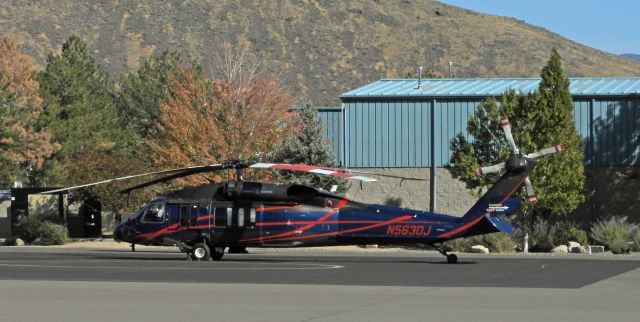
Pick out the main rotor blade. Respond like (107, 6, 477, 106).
(312, 166, 427, 181)
(250, 163, 377, 182)
(526, 144, 565, 159)
(500, 116, 520, 154)
(38, 165, 222, 194)
(119, 164, 224, 194)
(524, 176, 537, 204)
(475, 162, 506, 176)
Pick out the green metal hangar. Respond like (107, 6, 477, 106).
(321, 77, 640, 220)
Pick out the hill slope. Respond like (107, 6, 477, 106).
(622, 54, 640, 61)
(2, 0, 640, 103)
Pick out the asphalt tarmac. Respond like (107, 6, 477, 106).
(1, 247, 639, 322)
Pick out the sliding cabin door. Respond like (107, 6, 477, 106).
(212, 203, 261, 244)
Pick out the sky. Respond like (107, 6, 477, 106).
(438, 0, 640, 55)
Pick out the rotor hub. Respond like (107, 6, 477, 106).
(505, 153, 528, 173)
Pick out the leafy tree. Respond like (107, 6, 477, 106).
(273, 105, 349, 192)
(35, 35, 121, 186)
(116, 51, 182, 140)
(150, 44, 296, 186)
(449, 50, 585, 219)
(0, 36, 43, 108)
(0, 83, 59, 187)
(0, 36, 59, 186)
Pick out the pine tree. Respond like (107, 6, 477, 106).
(528, 49, 585, 215)
(449, 50, 585, 218)
(273, 105, 349, 193)
(116, 51, 181, 140)
(36, 35, 120, 185)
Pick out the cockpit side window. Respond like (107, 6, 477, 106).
(142, 203, 165, 223)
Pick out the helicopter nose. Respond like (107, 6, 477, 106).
(113, 224, 135, 243)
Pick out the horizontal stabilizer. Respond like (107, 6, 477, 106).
(460, 215, 514, 238)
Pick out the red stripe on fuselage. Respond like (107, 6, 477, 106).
(256, 220, 383, 227)
(135, 214, 215, 243)
(240, 199, 349, 242)
(256, 220, 446, 227)
(258, 215, 414, 243)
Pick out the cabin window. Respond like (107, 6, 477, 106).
(142, 203, 164, 223)
(188, 204, 199, 226)
(214, 207, 228, 227)
(179, 205, 189, 226)
(198, 203, 210, 225)
(237, 208, 245, 227)
(212, 206, 257, 228)
(250, 208, 256, 224)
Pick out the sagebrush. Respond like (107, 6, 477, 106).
(590, 216, 636, 254)
(17, 215, 68, 245)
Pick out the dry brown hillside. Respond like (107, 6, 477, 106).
(2, 0, 640, 103)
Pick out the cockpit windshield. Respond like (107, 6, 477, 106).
(142, 203, 165, 223)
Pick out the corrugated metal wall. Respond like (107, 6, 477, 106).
(321, 96, 640, 167)
(316, 107, 343, 163)
(590, 98, 640, 166)
(433, 99, 479, 166)
(344, 100, 431, 167)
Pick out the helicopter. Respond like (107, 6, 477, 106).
(42, 117, 564, 264)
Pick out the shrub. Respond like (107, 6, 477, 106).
(590, 217, 636, 254)
(479, 233, 516, 253)
(528, 218, 556, 252)
(443, 237, 471, 252)
(35, 221, 69, 245)
(557, 226, 589, 246)
(630, 227, 640, 252)
(16, 215, 68, 245)
(443, 233, 517, 253)
(523, 218, 588, 252)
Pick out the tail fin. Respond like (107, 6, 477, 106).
(438, 164, 530, 239)
(460, 167, 529, 224)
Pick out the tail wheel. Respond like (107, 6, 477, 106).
(191, 243, 210, 261)
(446, 254, 458, 264)
(211, 246, 225, 261)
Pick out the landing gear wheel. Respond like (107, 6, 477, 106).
(210, 246, 225, 261)
(191, 243, 210, 261)
(434, 243, 459, 264)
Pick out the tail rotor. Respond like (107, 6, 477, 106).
(474, 116, 565, 204)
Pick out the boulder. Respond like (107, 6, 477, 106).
(471, 245, 490, 254)
(15, 238, 25, 246)
(551, 245, 568, 253)
(568, 241, 582, 253)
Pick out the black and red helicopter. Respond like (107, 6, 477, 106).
(43, 117, 563, 263)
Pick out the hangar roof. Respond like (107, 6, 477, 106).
(341, 77, 640, 98)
